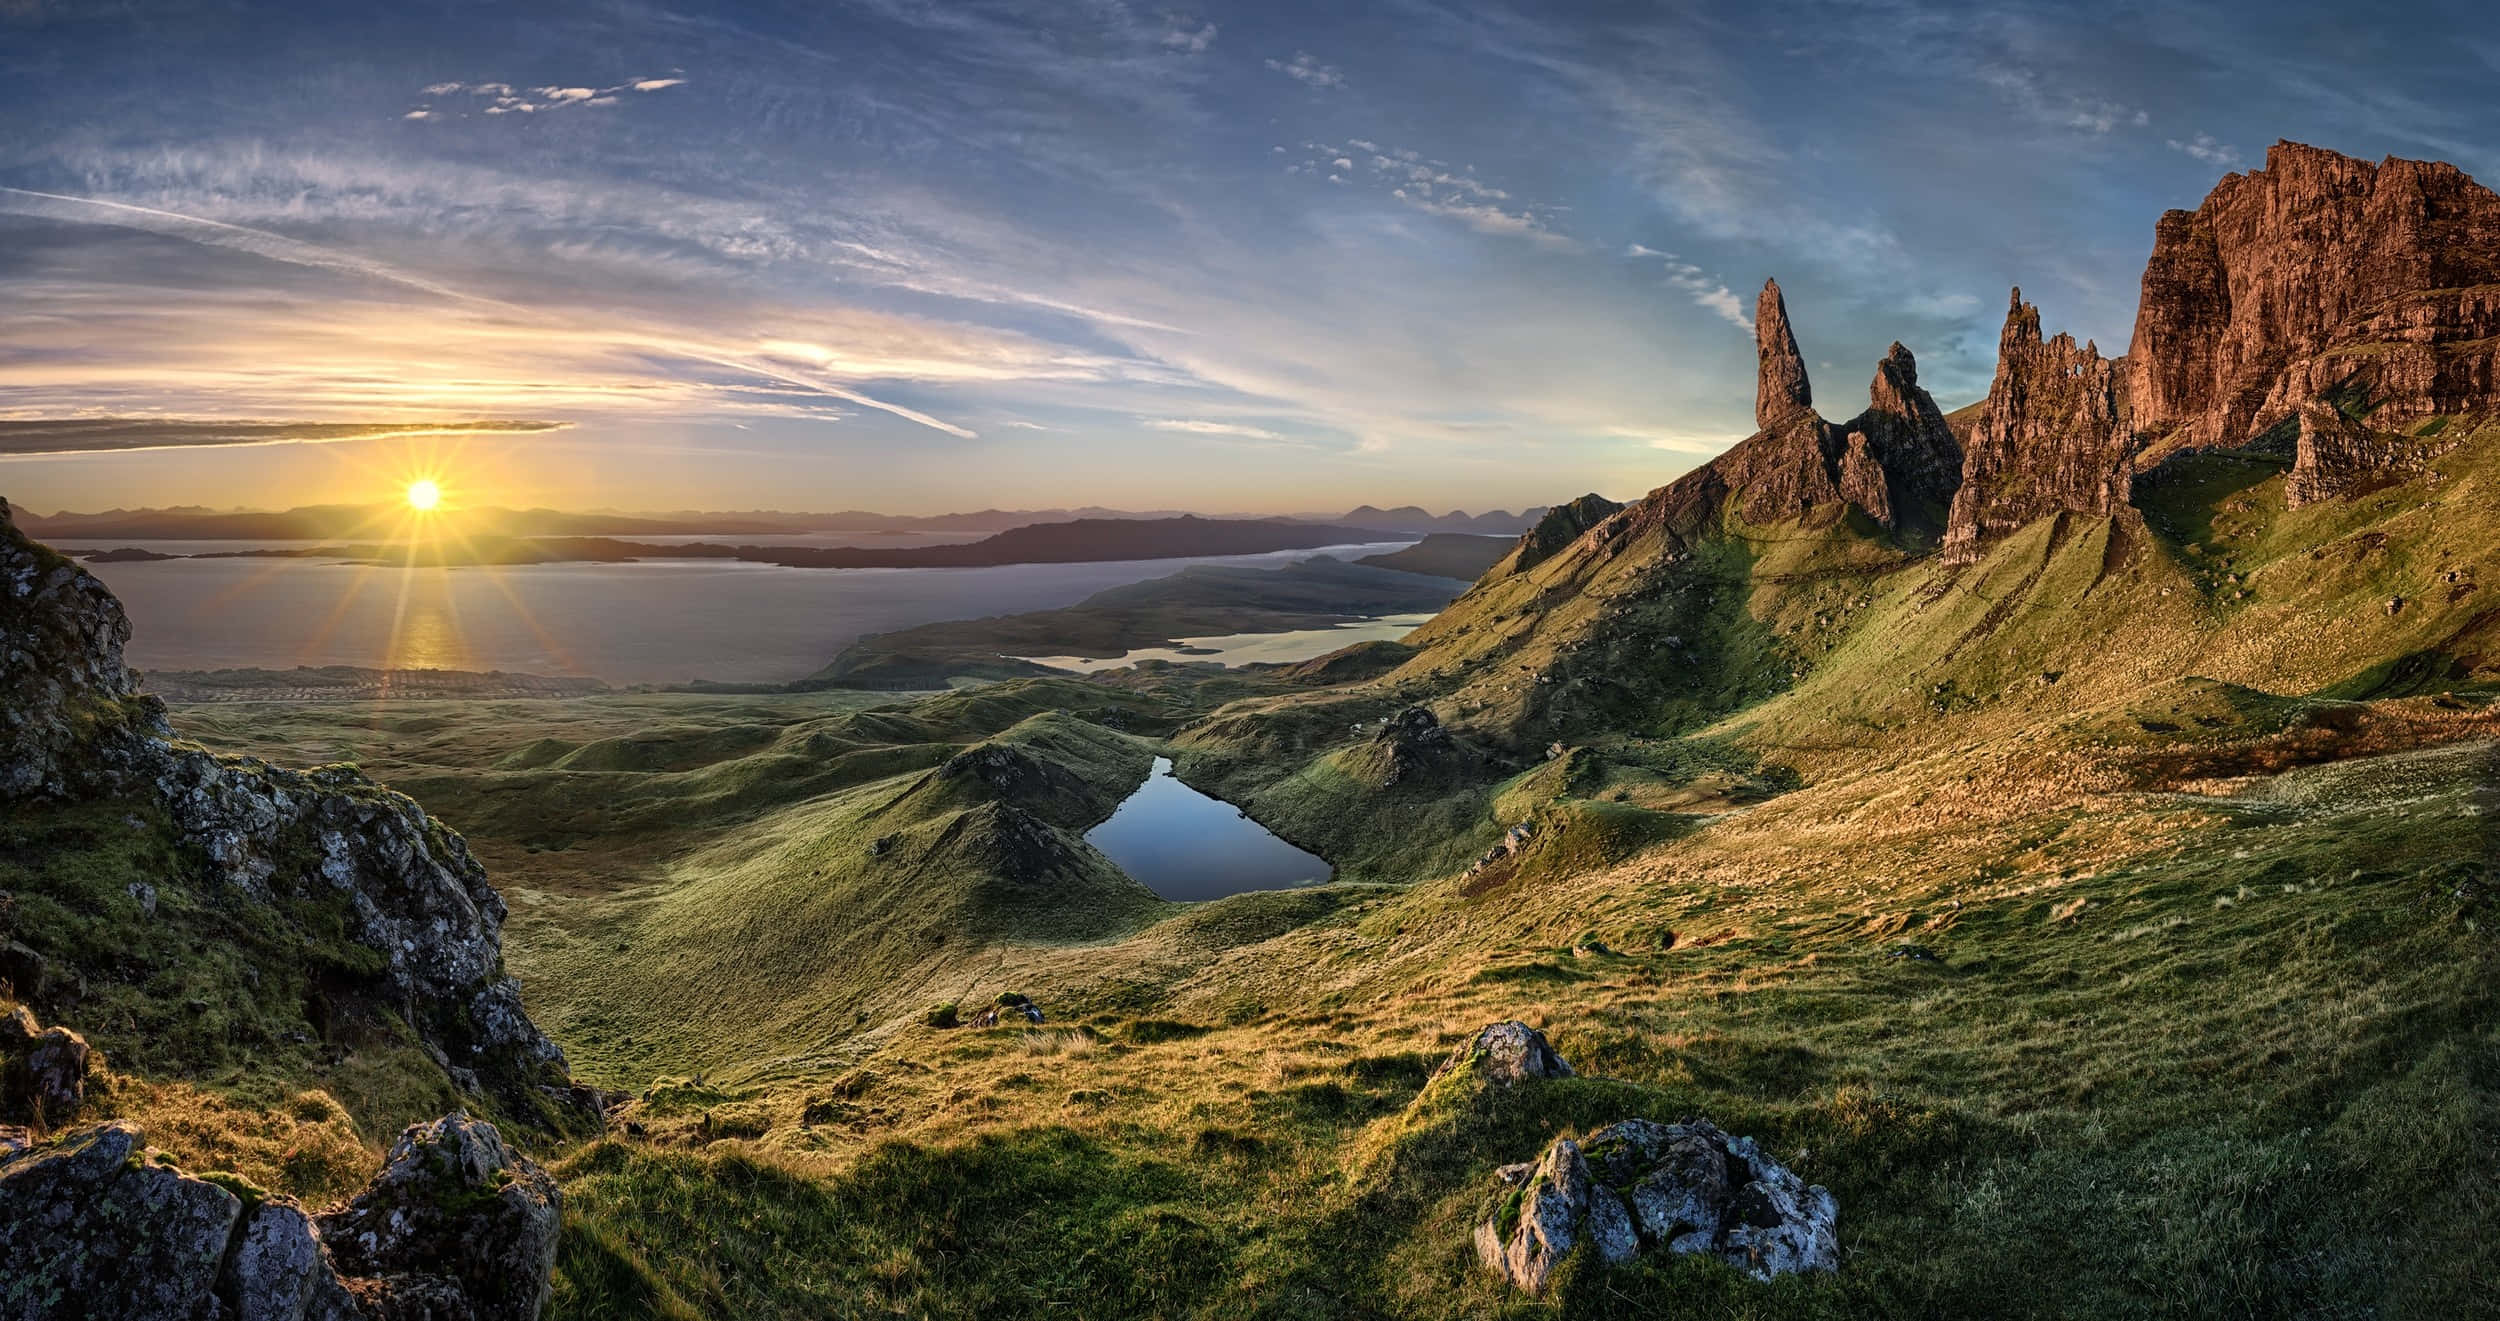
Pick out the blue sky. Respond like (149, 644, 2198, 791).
(4, 0, 2497, 514)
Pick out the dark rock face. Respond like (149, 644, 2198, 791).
(0, 498, 578, 1121)
(319, 1114, 562, 1321)
(1428, 1020, 1573, 1088)
(2128, 141, 2500, 450)
(1940, 290, 2136, 565)
(1474, 1118, 1838, 1293)
(0, 1115, 557, 1321)
(1, 1005, 90, 1129)
(1837, 343, 1965, 529)
(0, 496, 170, 800)
(1755, 279, 1814, 429)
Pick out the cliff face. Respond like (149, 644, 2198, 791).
(0, 497, 583, 1124)
(2129, 141, 2500, 450)
(1941, 291, 2136, 565)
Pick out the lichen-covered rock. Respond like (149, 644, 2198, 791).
(223, 1197, 364, 1321)
(1941, 289, 2136, 565)
(318, 1113, 561, 1321)
(0, 1122, 242, 1320)
(1475, 1118, 1838, 1292)
(0, 1115, 559, 1321)
(0, 1004, 89, 1128)
(1430, 1020, 1573, 1088)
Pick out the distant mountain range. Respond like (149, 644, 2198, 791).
(60, 516, 1410, 572)
(1324, 506, 1546, 534)
(21, 502, 1551, 542)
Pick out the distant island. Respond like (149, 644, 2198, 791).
(804, 546, 1508, 687)
(67, 515, 1413, 571)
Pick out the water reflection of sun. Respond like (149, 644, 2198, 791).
(198, 434, 581, 691)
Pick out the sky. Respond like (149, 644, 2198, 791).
(5, 0, 2500, 516)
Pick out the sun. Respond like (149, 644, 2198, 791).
(405, 480, 442, 511)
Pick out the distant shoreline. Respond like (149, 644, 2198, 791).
(61, 516, 1413, 572)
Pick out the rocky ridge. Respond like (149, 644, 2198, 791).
(0, 495, 581, 1121)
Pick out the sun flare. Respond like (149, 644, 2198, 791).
(405, 479, 442, 511)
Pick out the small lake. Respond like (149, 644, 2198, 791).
(1087, 758, 1332, 901)
(1019, 612, 1438, 673)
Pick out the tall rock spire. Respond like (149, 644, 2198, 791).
(1939, 289, 2135, 565)
(1755, 278, 1813, 428)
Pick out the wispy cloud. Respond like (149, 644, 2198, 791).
(1146, 418, 1284, 440)
(2166, 132, 2243, 167)
(1265, 51, 1342, 89)
(1626, 245, 1750, 333)
(404, 75, 684, 119)
(1161, 18, 1216, 53)
(1290, 140, 1573, 248)
(1601, 424, 1740, 456)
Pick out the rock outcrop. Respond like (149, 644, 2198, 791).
(1495, 494, 1626, 579)
(2127, 141, 2500, 450)
(2284, 399, 2431, 507)
(1429, 1020, 1573, 1088)
(1940, 290, 2137, 565)
(318, 1114, 563, 1321)
(0, 1114, 557, 1321)
(0, 498, 580, 1122)
(1474, 1118, 1839, 1292)
(0, 496, 169, 800)
(0, 1005, 90, 1129)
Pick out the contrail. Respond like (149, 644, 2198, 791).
(0, 185, 982, 441)
(0, 185, 509, 308)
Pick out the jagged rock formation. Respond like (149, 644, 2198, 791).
(0, 1113, 558, 1321)
(1698, 282, 1964, 537)
(1474, 1118, 1839, 1293)
(1940, 290, 2137, 565)
(1755, 280, 1814, 428)
(0, 497, 581, 1121)
(2129, 141, 2500, 450)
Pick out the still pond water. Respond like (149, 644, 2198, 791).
(1086, 758, 1332, 901)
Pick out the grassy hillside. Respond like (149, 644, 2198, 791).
(50, 416, 2500, 1318)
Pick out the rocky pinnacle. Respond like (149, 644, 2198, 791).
(1755, 278, 1813, 428)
